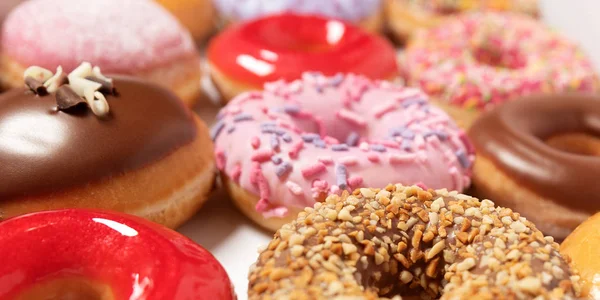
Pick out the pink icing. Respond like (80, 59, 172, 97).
(2, 0, 196, 73)
(400, 12, 599, 110)
(213, 73, 474, 218)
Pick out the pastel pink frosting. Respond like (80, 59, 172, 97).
(213, 73, 474, 218)
(2, 0, 197, 73)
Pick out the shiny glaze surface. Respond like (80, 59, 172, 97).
(207, 13, 397, 87)
(0, 76, 197, 200)
(469, 93, 600, 212)
(0, 209, 235, 299)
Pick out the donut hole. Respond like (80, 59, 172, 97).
(242, 17, 350, 52)
(15, 277, 113, 300)
(545, 132, 600, 156)
(469, 21, 527, 70)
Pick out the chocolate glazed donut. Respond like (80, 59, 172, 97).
(468, 93, 600, 240)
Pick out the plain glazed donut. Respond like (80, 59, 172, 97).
(561, 212, 600, 298)
(213, 73, 474, 231)
(0, 63, 215, 229)
(1, 0, 202, 106)
(156, 0, 216, 43)
(207, 14, 397, 102)
(385, 0, 538, 41)
(468, 94, 600, 241)
(213, 0, 384, 32)
(0, 209, 235, 299)
(249, 184, 580, 299)
(400, 12, 599, 128)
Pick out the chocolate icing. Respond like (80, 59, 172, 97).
(0, 76, 197, 200)
(468, 93, 600, 212)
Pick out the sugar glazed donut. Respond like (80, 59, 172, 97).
(213, 73, 474, 231)
(400, 12, 599, 128)
(1, 0, 202, 106)
(0, 209, 235, 299)
(561, 212, 600, 298)
(468, 94, 600, 241)
(249, 184, 580, 299)
(0, 63, 215, 228)
(156, 0, 216, 42)
(386, 0, 538, 41)
(214, 0, 384, 32)
(207, 14, 397, 102)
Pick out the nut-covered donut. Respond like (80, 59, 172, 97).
(249, 184, 580, 299)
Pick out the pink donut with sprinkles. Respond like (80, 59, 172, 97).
(400, 12, 599, 127)
(212, 73, 474, 231)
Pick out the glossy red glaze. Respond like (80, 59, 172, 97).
(207, 13, 397, 87)
(0, 209, 235, 300)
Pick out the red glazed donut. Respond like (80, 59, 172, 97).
(207, 13, 397, 102)
(1, 0, 201, 106)
(0, 209, 235, 299)
(400, 12, 599, 128)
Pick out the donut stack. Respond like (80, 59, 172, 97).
(1, 0, 600, 299)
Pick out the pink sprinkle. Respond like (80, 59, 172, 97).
(389, 153, 417, 164)
(413, 135, 425, 149)
(312, 179, 328, 190)
(337, 109, 367, 127)
(339, 156, 359, 166)
(347, 176, 363, 188)
(250, 136, 261, 149)
(372, 100, 397, 118)
(288, 140, 304, 159)
(318, 156, 334, 165)
(255, 199, 270, 212)
(286, 181, 303, 196)
(330, 185, 341, 194)
(449, 166, 462, 191)
(359, 142, 370, 151)
(249, 162, 261, 185)
(215, 149, 226, 170)
(426, 135, 441, 149)
(263, 206, 289, 218)
(251, 148, 273, 162)
(301, 162, 327, 178)
(415, 181, 428, 190)
(323, 136, 339, 145)
(376, 140, 400, 149)
(228, 105, 241, 115)
(230, 164, 242, 183)
(367, 153, 380, 163)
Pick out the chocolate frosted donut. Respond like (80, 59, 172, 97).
(0, 63, 215, 228)
(468, 94, 600, 240)
(249, 184, 579, 299)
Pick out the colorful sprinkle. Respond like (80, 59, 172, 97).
(337, 108, 367, 127)
(210, 120, 225, 141)
(286, 181, 303, 196)
(288, 140, 304, 159)
(233, 113, 254, 122)
(271, 156, 282, 165)
(250, 136, 261, 149)
(345, 131, 360, 146)
(301, 162, 327, 178)
(251, 148, 273, 162)
(370, 144, 387, 152)
(276, 162, 293, 178)
(335, 164, 348, 189)
(331, 144, 349, 151)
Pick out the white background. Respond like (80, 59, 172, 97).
(179, 2, 600, 298)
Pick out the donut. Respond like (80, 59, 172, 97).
(0, 62, 215, 229)
(1, 0, 202, 106)
(386, 0, 538, 41)
(561, 212, 600, 298)
(0, 209, 235, 299)
(400, 12, 599, 128)
(213, 0, 384, 32)
(207, 14, 397, 102)
(249, 183, 580, 299)
(156, 0, 216, 43)
(468, 94, 600, 240)
(213, 73, 474, 231)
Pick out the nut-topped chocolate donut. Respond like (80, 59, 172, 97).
(249, 184, 580, 299)
(0, 63, 215, 228)
(468, 94, 600, 240)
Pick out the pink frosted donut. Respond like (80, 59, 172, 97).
(400, 12, 599, 127)
(0, 0, 201, 105)
(212, 73, 474, 231)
